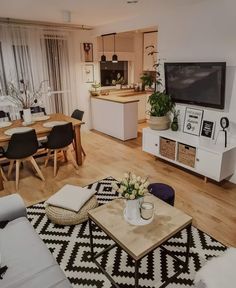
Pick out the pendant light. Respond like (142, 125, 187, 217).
(101, 35, 106, 63)
(112, 33, 118, 63)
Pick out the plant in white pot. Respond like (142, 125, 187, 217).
(147, 63, 175, 130)
(8, 79, 49, 123)
(112, 172, 149, 222)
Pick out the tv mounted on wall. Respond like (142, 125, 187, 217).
(164, 62, 226, 109)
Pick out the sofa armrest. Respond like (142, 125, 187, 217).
(0, 194, 27, 222)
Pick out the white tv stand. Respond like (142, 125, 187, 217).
(142, 127, 236, 182)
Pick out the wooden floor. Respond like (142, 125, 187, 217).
(1, 128, 236, 247)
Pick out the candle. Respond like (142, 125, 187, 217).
(141, 202, 154, 220)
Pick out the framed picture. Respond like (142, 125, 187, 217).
(83, 64, 94, 83)
(183, 107, 204, 136)
(81, 43, 93, 62)
(201, 120, 215, 139)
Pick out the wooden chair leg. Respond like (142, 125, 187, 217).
(45, 149, 51, 167)
(81, 146, 86, 157)
(0, 166, 7, 182)
(15, 160, 20, 190)
(63, 150, 68, 162)
(67, 148, 79, 170)
(30, 157, 45, 181)
(8, 160, 14, 177)
(54, 150, 58, 177)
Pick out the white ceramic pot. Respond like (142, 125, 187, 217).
(23, 108, 32, 124)
(148, 115, 170, 130)
(125, 198, 143, 222)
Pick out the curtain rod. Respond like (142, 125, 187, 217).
(0, 17, 93, 31)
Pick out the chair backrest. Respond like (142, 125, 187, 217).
(20, 106, 46, 119)
(0, 111, 11, 121)
(5, 129, 39, 159)
(46, 122, 74, 150)
(71, 109, 84, 121)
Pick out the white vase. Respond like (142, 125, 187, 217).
(125, 198, 143, 221)
(23, 108, 32, 123)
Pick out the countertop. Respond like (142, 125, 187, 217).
(91, 89, 150, 104)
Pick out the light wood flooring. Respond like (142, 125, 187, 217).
(1, 128, 236, 247)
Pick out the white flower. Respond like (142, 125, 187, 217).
(138, 190, 144, 196)
(136, 176, 141, 182)
(141, 178, 146, 184)
(118, 188, 123, 194)
(123, 179, 128, 186)
(139, 184, 144, 190)
(129, 194, 135, 200)
(143, 188, 148, 194)
(125, 193, 130, 199)
(144, 181, 149, 188)
(112, 183, 119, 191)
(131, 173, 137, 181)
(124, 173, 129, 179)
(134, 183, 139, 190)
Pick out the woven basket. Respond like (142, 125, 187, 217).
(177, 143, 196, 168)
(160, 137, 176, 160)
(45, 195, 98, 226)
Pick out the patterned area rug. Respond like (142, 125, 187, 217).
(27, 177, 226, 288)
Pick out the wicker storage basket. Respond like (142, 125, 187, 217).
(177, 143, 196, 168)
(160, 137, 176, 160)
(45, 195, 98, 226)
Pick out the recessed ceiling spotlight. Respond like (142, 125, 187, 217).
(127, 0, 139, 4)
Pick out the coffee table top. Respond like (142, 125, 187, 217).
(88, 194, 192, 260)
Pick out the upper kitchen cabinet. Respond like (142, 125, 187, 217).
(143, 31, 158, 72)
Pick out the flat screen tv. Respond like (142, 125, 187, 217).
(164, 62, 226, 109)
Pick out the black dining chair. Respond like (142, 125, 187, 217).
(71, 109, 86, 157)
(0, 111, 11, 121)
(2, 129, 45, 190)
(20, 106, 46, 119)
(44, 122, 79, 176)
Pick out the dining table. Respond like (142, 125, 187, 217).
(0, 113, 84, 191)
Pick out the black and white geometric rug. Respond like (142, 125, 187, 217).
(27, 177, 226, 288)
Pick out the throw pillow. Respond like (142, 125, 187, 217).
(46, 184, 97, 212)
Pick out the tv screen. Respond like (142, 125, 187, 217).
(164, 62, 226, 109)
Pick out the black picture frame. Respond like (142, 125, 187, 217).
(201, 120, 215, 139)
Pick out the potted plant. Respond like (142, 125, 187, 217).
(171, 108, 180, 131)
(112, 73, 125, 89)
(112, 172, 149, 222)
(147, 63, 175, 130)
(140, 72, 154, 91)
(90, 82, 101, 96)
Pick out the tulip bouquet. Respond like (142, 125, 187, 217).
(112, 172, 149, 200)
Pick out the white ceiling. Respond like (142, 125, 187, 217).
(0, 0, 159, 27)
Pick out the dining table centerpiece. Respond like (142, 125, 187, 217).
(7, 79, 49, 123)
(112, 173, 149, 222)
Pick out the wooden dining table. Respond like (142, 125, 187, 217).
(0, 113, 84, 190)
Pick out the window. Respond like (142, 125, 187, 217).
(12, 44, 34, 88)
(100, 61, 128, 86)
(0, 43, 7, 95)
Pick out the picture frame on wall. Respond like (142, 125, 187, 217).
(83, 64, 94, 83)
(183, 107, 204, 136)
(81, 43, 93, 62)
(201, 120, 216, 139)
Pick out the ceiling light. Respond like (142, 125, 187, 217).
(127, 0, 139, 4)
(101, 35, 106, 63)
(112, 33, 118, 63)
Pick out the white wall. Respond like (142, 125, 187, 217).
(94, 0, 236, 182)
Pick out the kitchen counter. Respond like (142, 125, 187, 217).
(90, 89, 149, 104)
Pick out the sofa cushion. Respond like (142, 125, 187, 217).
(0, 217, 72, 288)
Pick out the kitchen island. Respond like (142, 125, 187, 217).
(91, 89, 148, 141)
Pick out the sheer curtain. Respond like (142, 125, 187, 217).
(0, 23, 76, 117)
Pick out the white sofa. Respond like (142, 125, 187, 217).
(0, 194, 72, 288)
(194, 248, 236, 288)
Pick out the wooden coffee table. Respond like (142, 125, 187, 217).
(88, 194, 192, 288)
